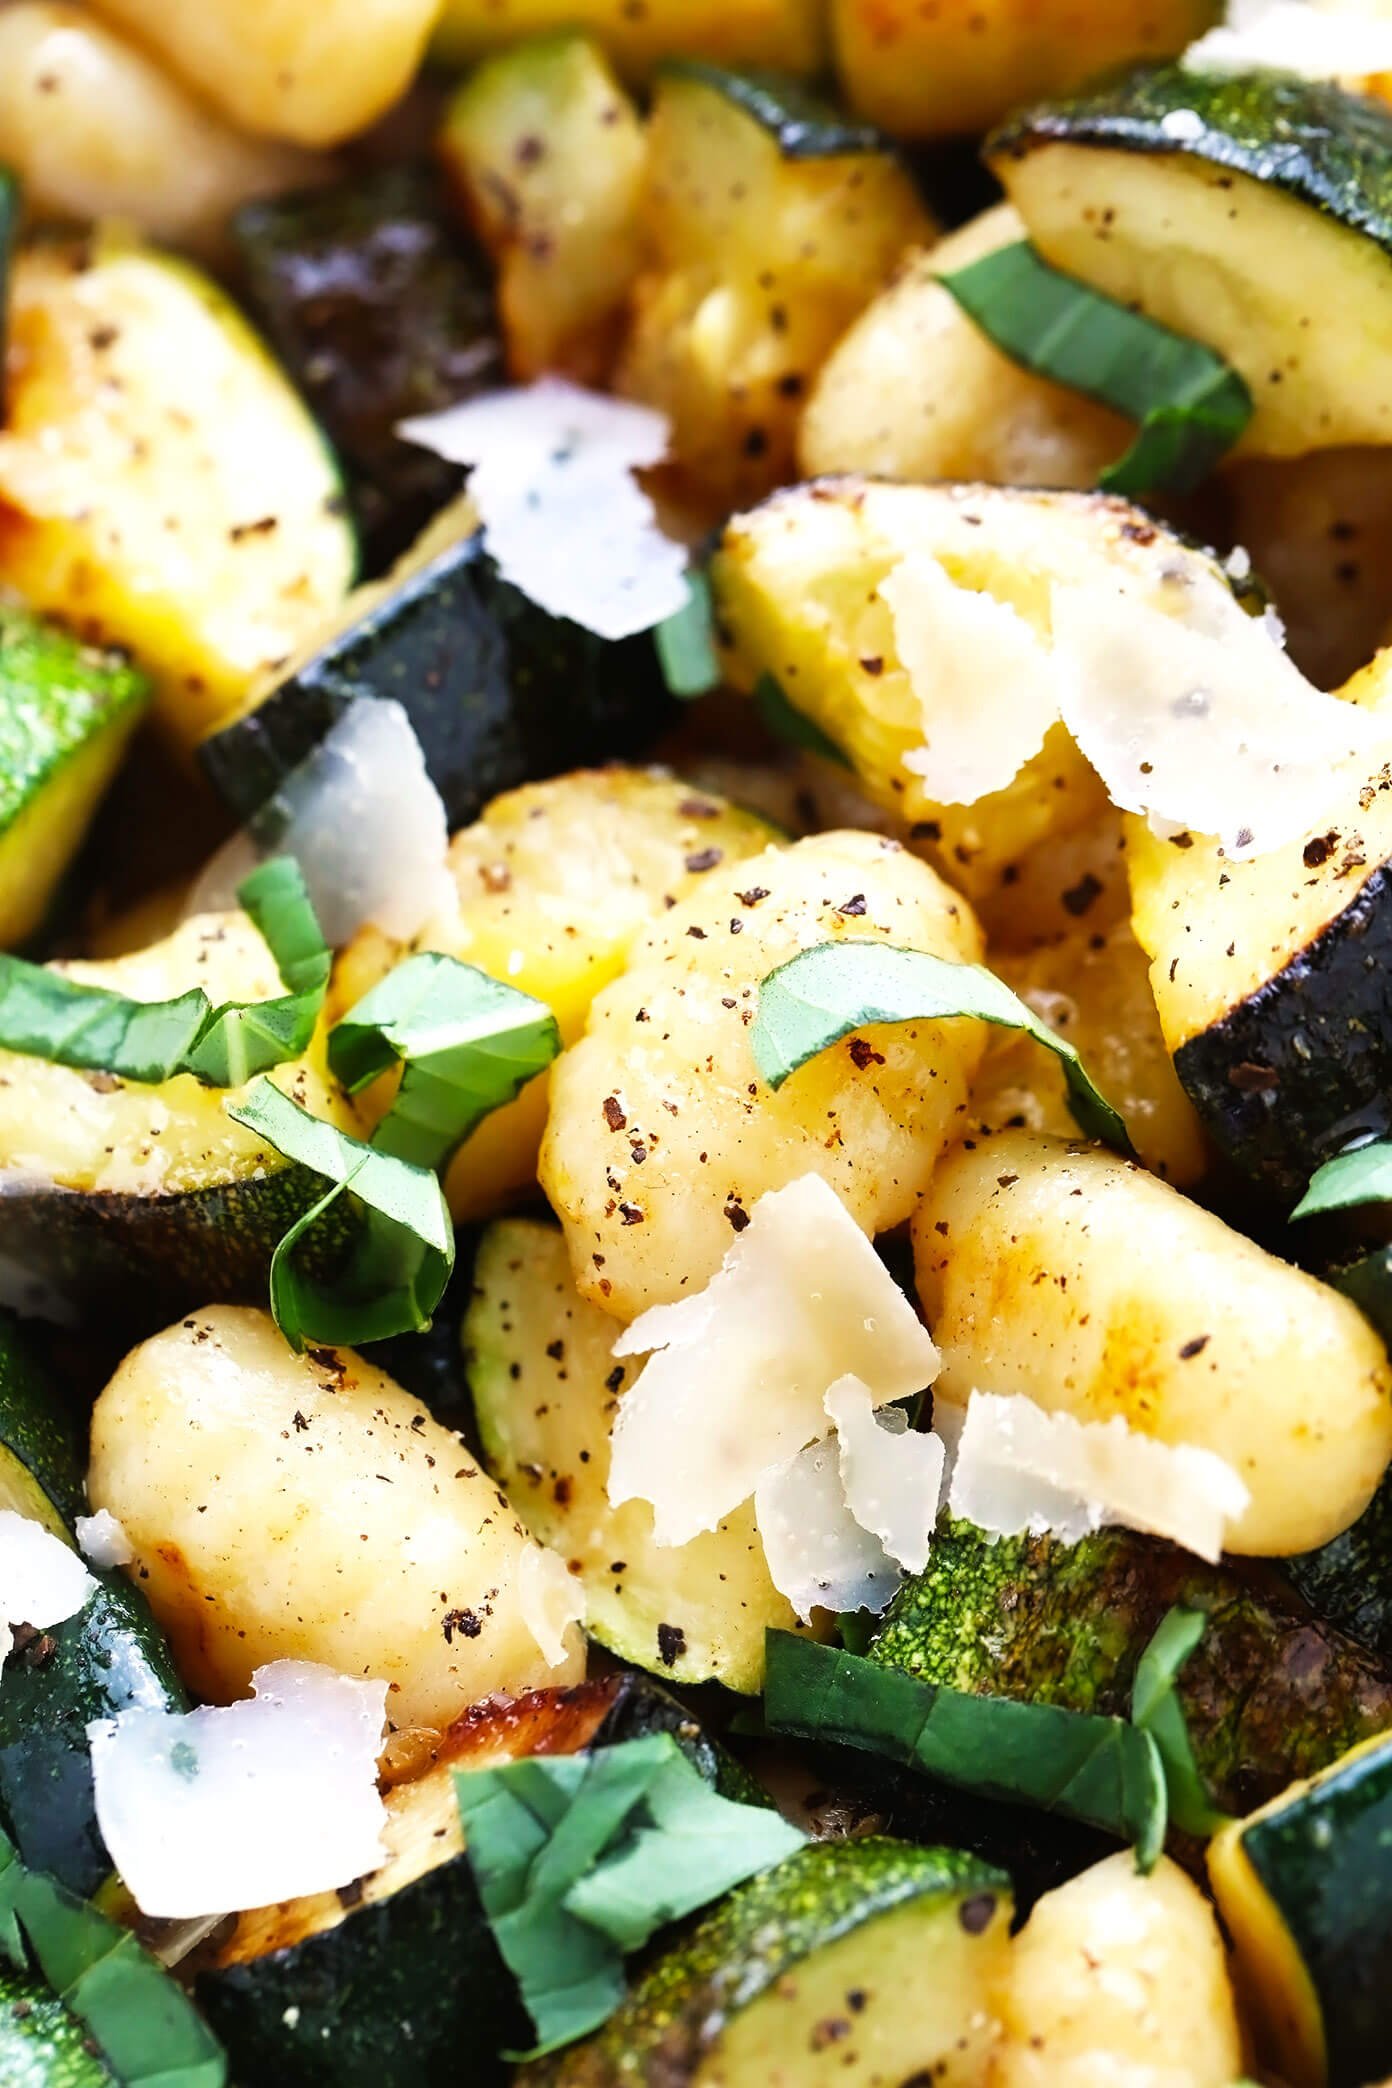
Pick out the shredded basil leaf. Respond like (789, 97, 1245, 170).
(939, 241, 1253, 496)
(1291, 1137, 1392, 1220)
(455, 1733, 804, 2057)
(764, 1631, 1167, 1870)
(0, 857, 328, 1089)
(0, 1824, 226, 2087)
(753, 672, 853, 768)
(753, 940, 1131, 1151)
(1131, 1606, 1230, 1839)
(225, 1079, 454, 1350)
(328, 952, 560, 1174)
(654, 571, 722, 699)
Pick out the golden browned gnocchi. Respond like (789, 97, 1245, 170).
(87, 1306, 585, 1727)
(540, 827, 986, 1318)
(914, 1131, 1392, 1555)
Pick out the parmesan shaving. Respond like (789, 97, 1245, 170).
(608, 1175, 939, 1546)
(1186, 0, 1392, 82)
(399, 378, 689, 642)
(754, 1437, 901, 1621)
(944, 1391, 1250, 1563)
(190, 697, 452, 944)
(75, 1508, 134, 1570)
(87, 1660, 388, 1919)
(517, 1542, 586, 1669)
(882, 553, 1063, 803)
(0, 1511, 94, 1637)
(827, 1376, 944, 1576)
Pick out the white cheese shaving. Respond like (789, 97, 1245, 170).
(608, 1175, 939, 1547)
(1186, 0, 1392, 82)
(944, 1391, 1251, 1563)
(189, 697, 452, 944)
(882, 553, 1064, 804)
(0, 1511, 94, 1637)
(517, 1542, 585, 1668)
(398, 378, 689, 642)
(754, 1436, 901, 1621)
(87, 1660, 388, 1920)
(828, 1376, 944, 1576)
(75, 1509, 135, 1571)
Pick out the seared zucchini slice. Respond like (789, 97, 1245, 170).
(0, 237, 355, 750)
(0, 912, 357, 1321)
(0, 1964, 114, 2087)
(1209, 1732, 1392, 2087)
(521, 1839, 1011, 2087)
(0, 604, 149, 950)
(991, 63, 1392, 457)
(872, 1519, 1392, 1819)
(439, 36, 647, 386)
(465, 1218, 800, 1692)
(198, 1672, 748, 2088)
(1126, 760, 1392, 1196)
(232, 167, 502, 572)
(200, 516, 678, 831)
(832, 0, 1217, 140)
(617, 65, 930, 506)
(431, 0, 826, 82)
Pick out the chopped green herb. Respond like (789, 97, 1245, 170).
(763, 1631, 1167, 1870)
(1131, 1606, 1230, 1839)
(225, 1078, 455, 1350)
(0, 856, 328, 1089)
(753, 672, 853, 768)
(454, 1732, 804, 2056)
(328, 952, 560, 1174)
(0, 1823, 225, 2088)
(939, 240, 1253, 495)
(752, 940, 1131, 1150)
(654, 571, 722, 699)
(1291, 1137, 1392, 1220)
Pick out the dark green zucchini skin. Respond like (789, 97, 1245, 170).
(1242, 1737, 1392, 2088)
(1287, 1464, 1392, 1660)
(0, 1312, 85, 1531)
(0, 1964, 115, 2088)
(989, 62, 1392, 255)
(660, 60, 887, 157)
(1170, 859, 1392, 1197)
(232, 166, 502, 573)
(198, 532, 677, 830)
(871, 1520, 1392, 1816)
(0, 1573, 186, 1899)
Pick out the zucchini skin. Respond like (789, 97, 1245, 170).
(0, 1312, 86, 1532)
(990, 62, 1392, 250)
(232, 166, 502, 572)
(871, 1520, 1392, 1817)
(0, 1572, 186, 1899)
(1287, 1467, 1392, 1660)
(1171, 859, 1392, 1196)
(199, 531, 677, 830)
(659, 59, 886, 158)
(0, 1965, 115, 2087)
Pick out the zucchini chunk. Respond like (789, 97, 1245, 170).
(0, 604, 149, 951)
(232, 168, 502, 571)
(912, 1132, 1392, 1555)
(832, 0, 1217, 141)
(0, 910, 357, 1320)
(335, 769, 774, 1222)
(800, 202, 1130, 492)
(431, 0, 826, 82)
(1126, 756, 1392, 1197)
(466, 1218, 801, 1693)
(970, 921, 1208, 1186)
(200, 518, 679, 833)
(0, 1963, 115, 2087)
(88, 1305, 584, 1723)
(871, 1518, 1392, 1819)
(1287, 1468, 1392, 1659)
(991, 63, 1392, 457)
(0, 1311, 84, 1537)
(198, 1671, 745, 2088)
(616, 65, 931, 508)
(0, 237, 356, 750)
(521, 1838, 1011, 2087)
(1209, 1732, 1392, 2088)
(439, 36, 647, 386)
